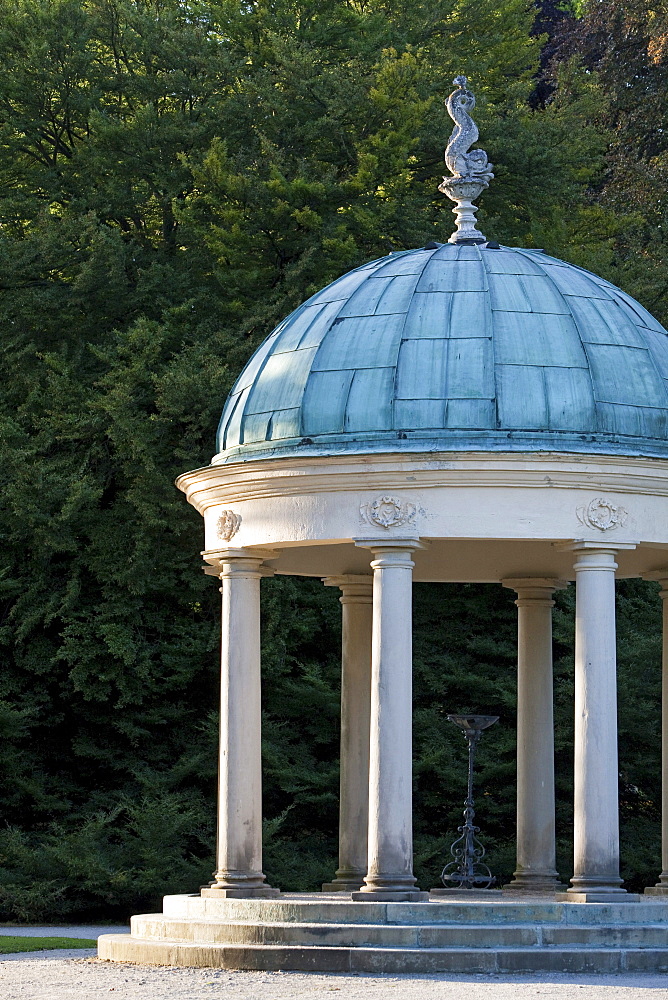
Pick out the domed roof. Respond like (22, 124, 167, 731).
(214, 243, 668, 464)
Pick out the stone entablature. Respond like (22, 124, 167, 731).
(179, 451, 668, 510)
(175, 451, 668, 583)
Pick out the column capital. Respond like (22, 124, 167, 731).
(323, 575, 373, 604)
(202, 547, 280, 579)
(354, 538, 426, 571)
(554, 540, 637, 554)
(502, 577, 568, 605)
(354, 537, 427, 548)
(555, 541, 636, 575)
(642, 570, 668, 598)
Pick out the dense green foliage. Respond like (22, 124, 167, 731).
(0, 0, 664, 919)
(544, 0, 668, 326)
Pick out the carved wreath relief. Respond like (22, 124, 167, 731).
(360, 495, 418, 529)
(216, 509, 242, 542)
(576, 497, 628, 532)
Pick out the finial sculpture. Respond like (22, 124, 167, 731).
(439, 76, 494, 245)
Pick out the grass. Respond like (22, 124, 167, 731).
(0, 936, 97, 954)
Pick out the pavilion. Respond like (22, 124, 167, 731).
(100, 77, 668, 972)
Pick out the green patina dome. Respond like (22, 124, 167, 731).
(214, 243, 668, 464)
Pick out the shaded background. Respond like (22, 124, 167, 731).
(0, 0, 664, 918)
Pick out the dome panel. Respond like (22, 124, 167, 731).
(273, 301, 342, 353)
(643, 328, 668, 377)
(448, 292, 489, 338)
(587, 345, 664, 406)
(497, 365, 547, 429)
(483, 250, 544, 275)
(614, 288, 667, 334)
(214, 244, 668, 463)
(445, 397, 494, 430)
(337, 277, 391, 317)
(445, 338, 493, 398)
(416, 258, 485, 293)
(396, 339, 445, 399)
(544, 367, 595, 431)
(372, 251, 429, 276)
(302, 370, 353, 435)
(345, 367, 394, 432)
(494, 312, 587, 368)
(569, 297, 643, 348)
(312, 314, 404, 372)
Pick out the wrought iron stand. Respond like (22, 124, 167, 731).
(441, 713, 499, 890)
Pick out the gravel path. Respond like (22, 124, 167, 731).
(0, 958, 668, 999)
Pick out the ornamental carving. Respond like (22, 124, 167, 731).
(576, 497, 628, 532)
(438, 75, 494, 244)
(216, 510, 242, 542)
(360, 495, 418, 530)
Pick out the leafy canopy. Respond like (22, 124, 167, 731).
(0, 0, 662, 916)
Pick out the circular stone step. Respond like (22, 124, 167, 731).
(98, 894, 668, 973)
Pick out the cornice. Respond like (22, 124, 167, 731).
(175, 451, 668, 515)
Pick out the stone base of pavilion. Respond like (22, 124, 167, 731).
(98, 892, 668, 973)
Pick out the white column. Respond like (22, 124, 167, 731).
(502, 578, 566, 892)
(322, 576, 373, 892)
(644, 572, 668, 895)
(565, 543, 635, 900)
(351, 539, 428, 902)
(201, 550, 279, 898)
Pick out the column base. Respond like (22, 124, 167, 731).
(645, 875, 668, 895)
(351, 890, 429, 902)
(201, 886, 280, 899)
(322, 868, 366, 892)
(322, 881, 364, 892)
(555, 891, 640, 903)
(503, 874, 564, 893)
(430, 887, 503, 898)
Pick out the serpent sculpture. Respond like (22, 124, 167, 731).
(444, 75, 494, 183)
(439, 76, 494, 244)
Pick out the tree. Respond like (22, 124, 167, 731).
(546, 0, 668, 325)
(0, 0, 659, 918)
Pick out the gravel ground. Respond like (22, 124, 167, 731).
(1, 958, 668, 1000)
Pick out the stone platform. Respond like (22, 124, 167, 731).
(98, 892, 668, 973)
